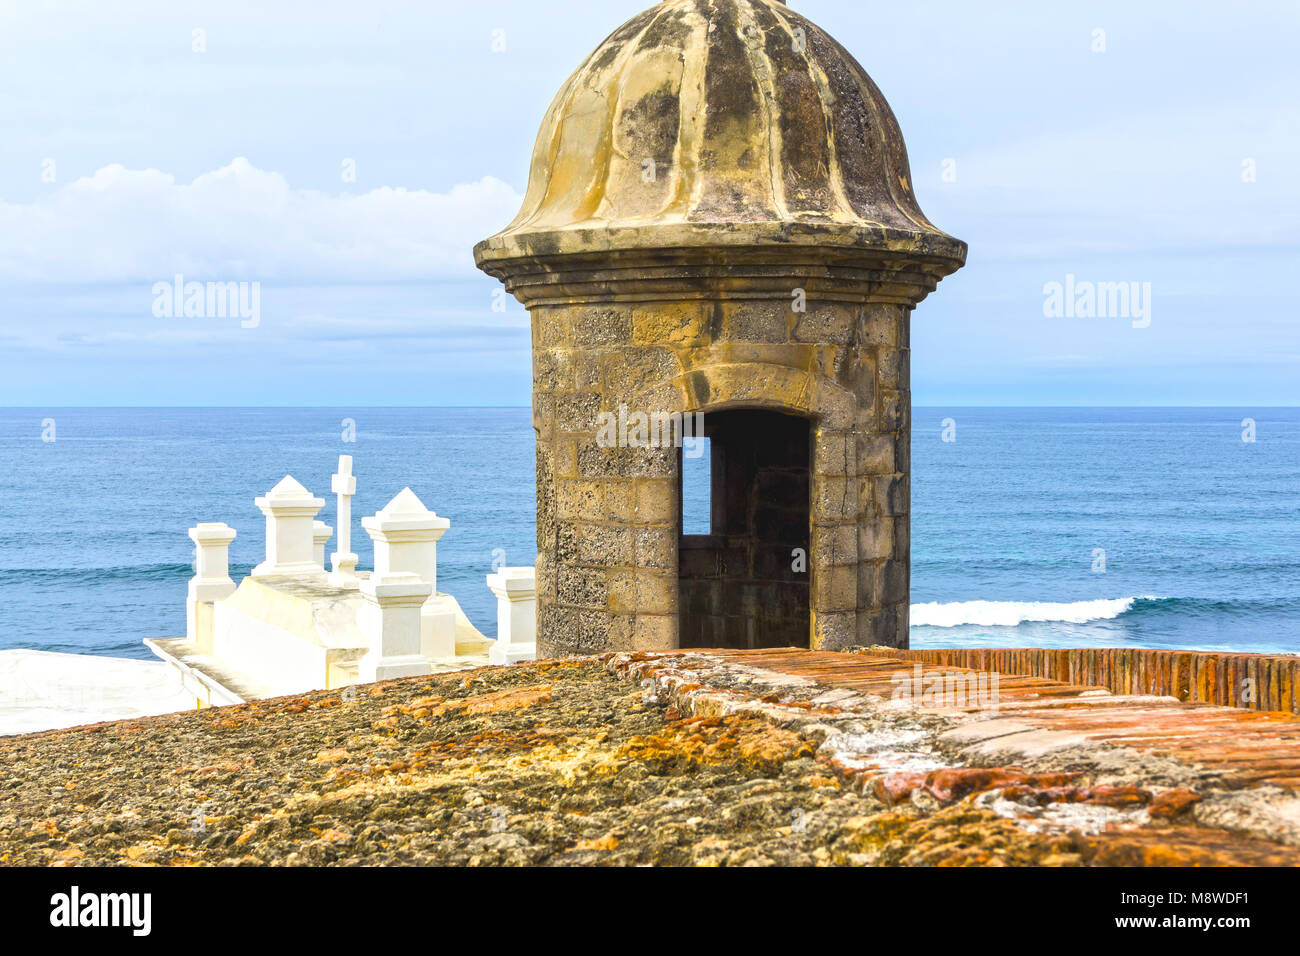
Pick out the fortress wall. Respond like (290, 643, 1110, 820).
(864, 645, 1300, 714)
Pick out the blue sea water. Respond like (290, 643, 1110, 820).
(0, 408, 534, 658)
(911, 408, 1299, 654)
(0, 407, 1296, 659)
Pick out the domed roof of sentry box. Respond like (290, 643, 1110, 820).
(474, 0, 966, 272)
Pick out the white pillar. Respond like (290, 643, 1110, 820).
(252, 475, 325, 577)
(187, 523, 237, 654)
(421, 603, 457, 661)
(312, 521, 333, 569)
(357, 572, 432, 682)
(328, 455, 359, 588)
(487, 566, 537, 665)
(362, 488, 449, 592)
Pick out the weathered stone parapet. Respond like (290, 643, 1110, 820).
(11, 650, 1300, 866)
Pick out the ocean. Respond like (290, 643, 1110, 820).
(0, 407, 1296, 659)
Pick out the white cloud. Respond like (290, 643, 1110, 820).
(0, 158, 523, 283)
(930, 103, 1300, 261)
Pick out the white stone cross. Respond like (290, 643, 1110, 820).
(328, 455, 359, 588)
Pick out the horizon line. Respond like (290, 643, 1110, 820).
(3, 404, 1300, 410)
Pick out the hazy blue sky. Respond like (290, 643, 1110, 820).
(1, 0, 1297, 406)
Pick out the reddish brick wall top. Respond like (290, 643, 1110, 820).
(863, 646, 1300, 715)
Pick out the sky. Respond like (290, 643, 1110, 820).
(1, 0, 1297, 406)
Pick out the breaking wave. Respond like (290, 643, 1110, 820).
(910, 597, 1158, 628)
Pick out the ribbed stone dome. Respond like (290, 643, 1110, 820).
(475, 0, 965, 269)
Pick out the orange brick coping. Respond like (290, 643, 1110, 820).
(862, 646, 1300, 715)
(684, 647, 1300, 791)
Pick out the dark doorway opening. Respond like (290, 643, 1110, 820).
(678, 410, 811, 649)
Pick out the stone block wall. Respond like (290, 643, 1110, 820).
(531, 293, 913, 658)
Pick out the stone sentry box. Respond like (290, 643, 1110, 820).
(475, 0, 965, 657)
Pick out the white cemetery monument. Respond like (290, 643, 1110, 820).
(487, 567, 538, 665)
(145, 455, 536, 707)
(328, 455, 359, 587)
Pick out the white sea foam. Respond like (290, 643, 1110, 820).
(910, 597, 1155, 628)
